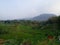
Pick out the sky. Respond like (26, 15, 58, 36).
(0, 0, 60, 20)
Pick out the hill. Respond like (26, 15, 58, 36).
(31, 14, 56, 21)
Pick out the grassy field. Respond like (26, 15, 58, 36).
(0, 23, 60, 45)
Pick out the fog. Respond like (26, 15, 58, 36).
(0, 0, 60, 20)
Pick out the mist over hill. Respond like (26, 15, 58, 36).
(29, 14, 56, 21)
(0, 14, 56, 21)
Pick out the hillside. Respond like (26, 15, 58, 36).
(31, 14, 56, 21)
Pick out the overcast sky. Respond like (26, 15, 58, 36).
(0, 0, 60, 20)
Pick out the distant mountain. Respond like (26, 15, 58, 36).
(31, 14, 56, 21)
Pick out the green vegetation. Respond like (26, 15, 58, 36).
(0, 16, 60, 45)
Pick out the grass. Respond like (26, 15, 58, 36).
(0, 23, 60, 45)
